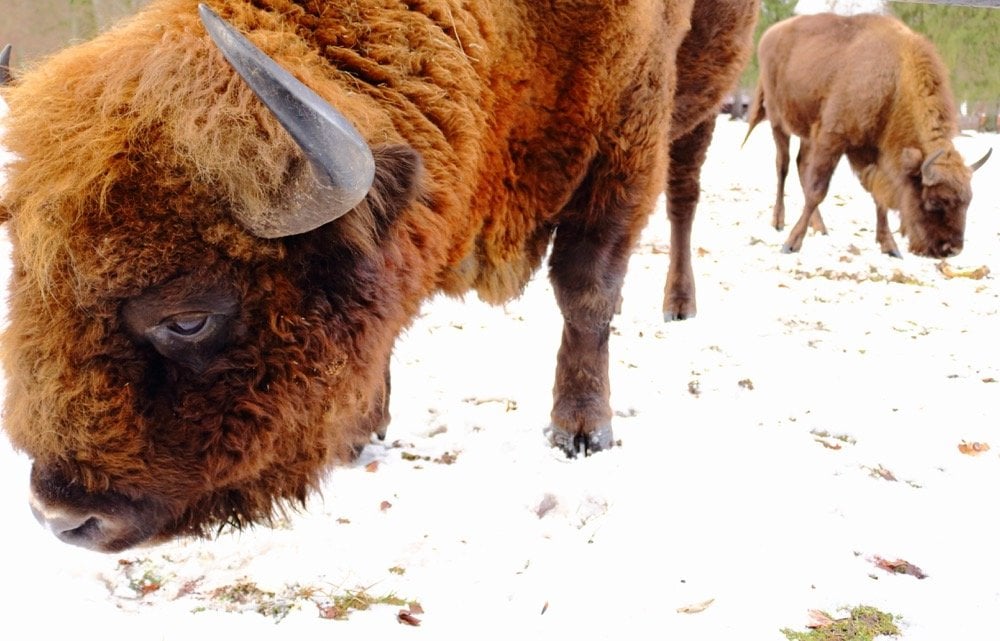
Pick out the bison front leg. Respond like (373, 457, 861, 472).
(547, 208, 637, 457)
(796, 139, 828, 234)
(663, 117, 716, 321)
(874, 203, 902, 257)
(345, 365, 392, 459)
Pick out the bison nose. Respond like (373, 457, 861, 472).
(939, 239, 962, 258)
(28, 492, 107, 551)
(28, 464, 163, 552)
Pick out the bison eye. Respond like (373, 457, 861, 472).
(149, 311, 226, 345)
(142, 312, 233, 372)
(122, 285, 240, 373)
(163, 313, 210, 337)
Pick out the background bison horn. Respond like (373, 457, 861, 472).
(969, 147, 992, 173)
(198, 4, 375, 238)
(1, 44, 12, 85)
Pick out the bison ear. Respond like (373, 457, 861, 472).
(364, 144, 424, 238)
(901, 147, 946, 186)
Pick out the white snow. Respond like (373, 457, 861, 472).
(1, 106, 998, 639)
(795, 0, 888, 15)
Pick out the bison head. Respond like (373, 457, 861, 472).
(0, 4, 422, 552)
(897, 145, 991, 258)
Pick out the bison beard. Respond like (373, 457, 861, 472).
(0, 0, 705, 552)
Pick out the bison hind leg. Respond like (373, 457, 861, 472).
(663, 117, 716, 322)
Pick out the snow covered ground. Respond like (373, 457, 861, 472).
(1, 110, 998, 640)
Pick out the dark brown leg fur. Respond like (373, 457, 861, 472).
(664, 116, 715, 321)
(547, 144, 657, 457)
(548, 217, 627, 457)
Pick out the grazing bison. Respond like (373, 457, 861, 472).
(662, 0, 759, 321)
(0, 0, 697, 552)
(744, 12, 990, 257)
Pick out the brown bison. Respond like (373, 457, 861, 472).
(662, 0, 759, 321)
(0, 0, 700, 552)
(744, 12, 990, 257)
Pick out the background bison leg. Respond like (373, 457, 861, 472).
(663, 117, 716, 322)
(874, 203, 902, 257)
(782, 139, 842, 253)
(770, 124, 791, 231)
(796, 139, 828, 234)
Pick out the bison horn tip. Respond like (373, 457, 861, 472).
(970, 147, 992, 173)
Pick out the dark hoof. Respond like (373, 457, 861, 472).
(780, 243, 798, 254)
(887, 249, 903, 259)
(663, 310, 696, 322)
(546, 424, 614, 458)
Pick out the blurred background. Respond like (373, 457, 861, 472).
(1, 0, 998, 129)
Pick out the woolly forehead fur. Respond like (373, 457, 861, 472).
(0, 0, 394, 299)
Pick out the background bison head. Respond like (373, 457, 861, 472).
(895, 146, 990, 258)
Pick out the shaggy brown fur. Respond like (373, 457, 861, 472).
(662, 0, 759, 321)
(0, 0, 694, 551)
(745, 12, 988, 258)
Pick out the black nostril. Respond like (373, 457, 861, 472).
(59, 516, 102, 542)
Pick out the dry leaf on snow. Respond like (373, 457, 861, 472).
(397, 610, 421, 626)
(958, 441, 990, 456)
(676, 598, 715, 614)
(535, 493, 558, 519)
(806, 609, 836, 628)
(872, 555, 927, 579)
(937, 261, 990, 280)
(866, 464, 897, 482)
(814, 437, 842, 450)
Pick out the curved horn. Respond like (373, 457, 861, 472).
(1, 44, 12, 86)
(969, 147, 992, 172)
(198, 4, 375, 238)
